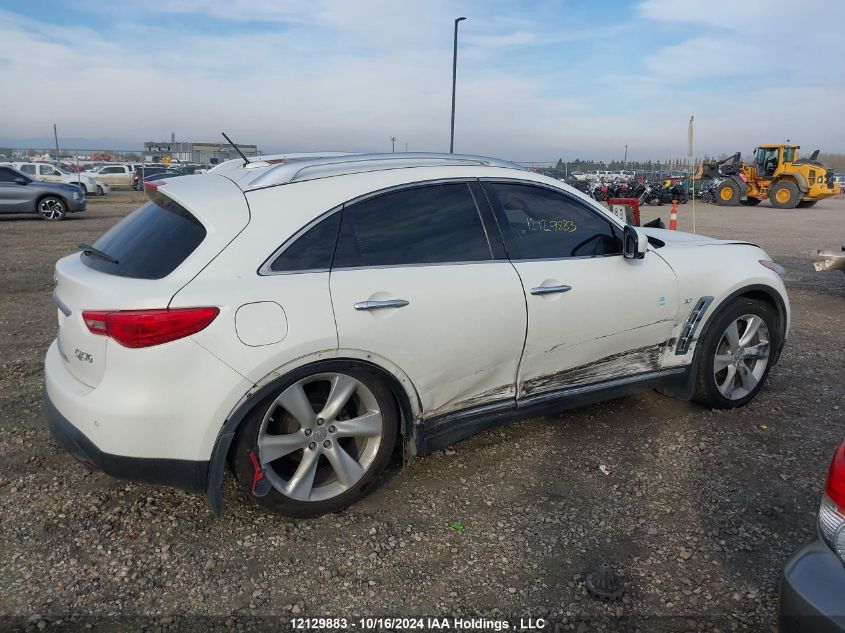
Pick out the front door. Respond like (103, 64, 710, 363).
(0, 167, 32, 212)
(330, 181, 527, 418)
(480, 181, 679, 399)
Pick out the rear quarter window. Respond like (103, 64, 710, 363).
(81, 192, 206, 279)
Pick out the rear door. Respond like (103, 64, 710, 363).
(330, 181, 527, 417)
(481, 180, 678, 399)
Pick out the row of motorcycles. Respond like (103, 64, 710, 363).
(570, 180, 692, 205)
(570, 178, 726, 205)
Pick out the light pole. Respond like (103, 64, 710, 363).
(450, 16, 466, 154)
(624, 144, 628, 170)
(391, 136, 396, 153)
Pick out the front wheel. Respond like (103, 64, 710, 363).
(716, 180, 740, 206)
(96, 185, 104, 195)
(38, 196, 67, 221)
(692, 298, 778, 408)
(232, 364, 398, 517)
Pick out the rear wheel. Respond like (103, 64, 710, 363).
(716, 180, 740, 206)
(769, 180, 800, 209)
(232, 364, 398, 517)
(692, 298, 778, 408)
(38, 196, 67, 221)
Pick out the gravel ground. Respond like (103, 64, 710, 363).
(0, 191, 843, 632)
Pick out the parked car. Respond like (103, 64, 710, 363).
(131, 167, 183, 190)
(83, 164, 134, 188)
(12, 162, 109, 196)
(44, 152, 789, 518)
(0, 165, 86, 220)
(779, 437, 845, 631)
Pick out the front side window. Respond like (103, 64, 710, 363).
(334, 183, 491, 268)
(485, 183, 621, 260)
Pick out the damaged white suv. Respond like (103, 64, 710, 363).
(44, 153, 789, 517)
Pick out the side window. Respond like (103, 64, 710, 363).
(0, 167, 19, 183)
(19, 164, 36, 175)
(334, 183, 491, 268)
(486, 183, 621, 259)
(267, 211, 341, 272)
(40, 165, 59, 176)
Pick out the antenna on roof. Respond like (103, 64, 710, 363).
(221, 131, 251, 167)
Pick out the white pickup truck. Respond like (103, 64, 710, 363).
(83, 164, 136, 188)
(11, 162, 109, 196)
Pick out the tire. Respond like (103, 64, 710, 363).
(741, 197, 761, 206)
(231, 363, 399, 517)
(769, 180, 800, 209)
(701, 191, 714, 204)
(38, 196, 67, 221)
(96, 185, 104, 196)
(716, 180, 740, 206)
(796, 200, 817, 208)
(692, 298, 778, 409)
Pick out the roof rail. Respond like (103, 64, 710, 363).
(241, 152, 523, 190)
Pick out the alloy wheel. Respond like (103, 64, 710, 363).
(713, 314, 770, 400)
(39, 197, 66, 220)
(257, 372, 383, 502)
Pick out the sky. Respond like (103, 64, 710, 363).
(1, 0, 843, 162)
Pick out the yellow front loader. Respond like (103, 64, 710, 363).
(697, 144, 840, 208)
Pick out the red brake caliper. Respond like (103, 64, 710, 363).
(248, 448, 271, 497)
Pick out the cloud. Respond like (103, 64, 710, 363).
(0, 2, 842, 160)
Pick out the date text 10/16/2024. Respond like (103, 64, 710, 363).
(290, 617, 548, 630)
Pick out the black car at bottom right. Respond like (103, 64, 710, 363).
(780, 438, 845, 632)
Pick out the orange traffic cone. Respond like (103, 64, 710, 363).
(669, 199, 678, 231)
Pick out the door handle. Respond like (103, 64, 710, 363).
(354, 299, 410, 311)
(530, 284, 572, 296)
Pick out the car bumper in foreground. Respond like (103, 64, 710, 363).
(44, 389, 208, 493)
(779, 533, 845, 632)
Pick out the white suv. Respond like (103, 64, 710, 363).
(44, 153, 789, 517)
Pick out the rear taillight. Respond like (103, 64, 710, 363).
(82, 307, 219, 348)
(818, 440, 845, 562)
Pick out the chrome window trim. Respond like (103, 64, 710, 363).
(259, 179, 495, 276)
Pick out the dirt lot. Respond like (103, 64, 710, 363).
(1, 191, 843, 632)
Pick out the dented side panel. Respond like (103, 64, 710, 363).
(513, 252, 680, 398)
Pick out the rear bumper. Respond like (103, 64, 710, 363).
(44, 389, 208, 492)
(779, 533, 845, 633)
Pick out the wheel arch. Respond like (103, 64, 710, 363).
(777, 173, 809, 193)
(204, 354, 420, 516)
(661, 284, 786, 400)
(34, 192, 70, 215)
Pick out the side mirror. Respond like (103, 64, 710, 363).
(623, 224, 648, 260)
(14, 177, 28, 185)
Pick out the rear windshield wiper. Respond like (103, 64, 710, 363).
(78, 243, 119, 265)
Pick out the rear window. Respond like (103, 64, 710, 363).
(81, 193, 206, 279)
